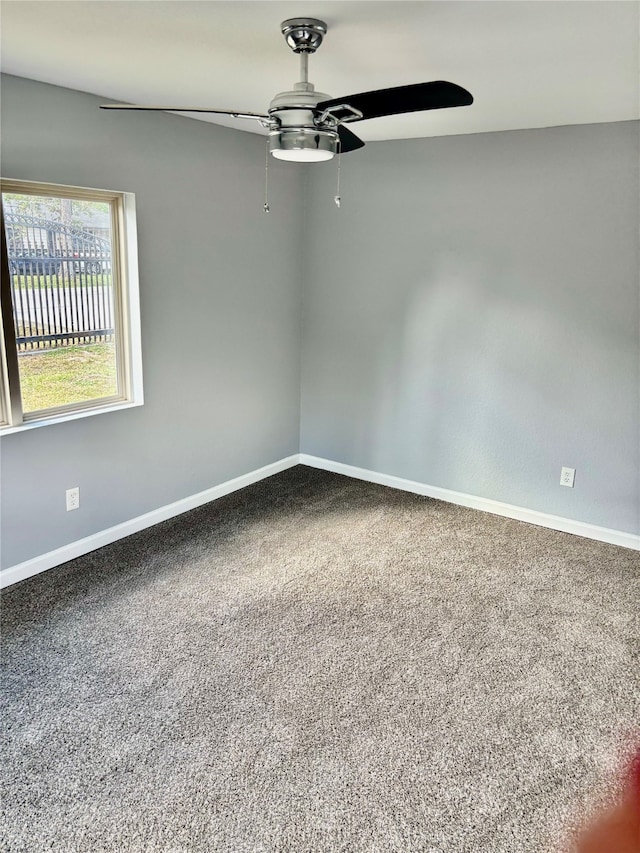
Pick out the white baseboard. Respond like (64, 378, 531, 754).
(299, 454, 640, 552)
(0, 455, 300, 590)
(3, 451, 637, 590)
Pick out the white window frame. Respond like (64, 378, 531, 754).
(0, 179, 143, 434)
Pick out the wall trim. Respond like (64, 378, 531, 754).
(0, 454, 300, 590)
(299, 454, 640, 552)
(3, 451, 638, 590)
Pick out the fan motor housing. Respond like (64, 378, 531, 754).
(268, 83, 332, 129)
(269, 83, 330, 111)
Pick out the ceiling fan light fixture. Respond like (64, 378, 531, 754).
(101, 16, 474, 170)
(270, 128, 337, 162)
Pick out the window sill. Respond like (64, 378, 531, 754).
(0, 398, 143, 436)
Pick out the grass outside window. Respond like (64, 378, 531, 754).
(18, 343, 118, 412)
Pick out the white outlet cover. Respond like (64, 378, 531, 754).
(560, 467, 576, 488)
(66, 487, 80, 511)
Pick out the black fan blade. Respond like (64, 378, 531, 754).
(100, 105, 268, 120)
(338, 125, 365, 153)
(317, 81, 473, 123)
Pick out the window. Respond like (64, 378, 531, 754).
(0, 179, 142, 432)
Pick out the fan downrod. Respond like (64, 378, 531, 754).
(280, 18, 327, 54)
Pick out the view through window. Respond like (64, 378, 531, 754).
(0, 181, 134, 424)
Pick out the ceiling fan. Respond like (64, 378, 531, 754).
(100, 17, 473, 163)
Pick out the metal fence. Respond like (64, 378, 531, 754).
(5, 213, 114, 351)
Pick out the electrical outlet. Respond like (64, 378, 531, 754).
(66, 487, 80, 511)
(560, 467, 575, 488)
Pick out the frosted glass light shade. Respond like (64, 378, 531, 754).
(270, 128, 337, 162)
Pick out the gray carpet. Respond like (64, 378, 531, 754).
(1, 466, 638, 853)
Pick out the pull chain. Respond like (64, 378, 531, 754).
(334, 139, 342, 208)
(263, 137, 270, 214)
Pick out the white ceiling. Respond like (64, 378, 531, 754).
(1, 1, 638, 142)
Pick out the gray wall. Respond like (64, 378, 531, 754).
(0, 75, 303, 569)
(301, 122, 640, 534)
